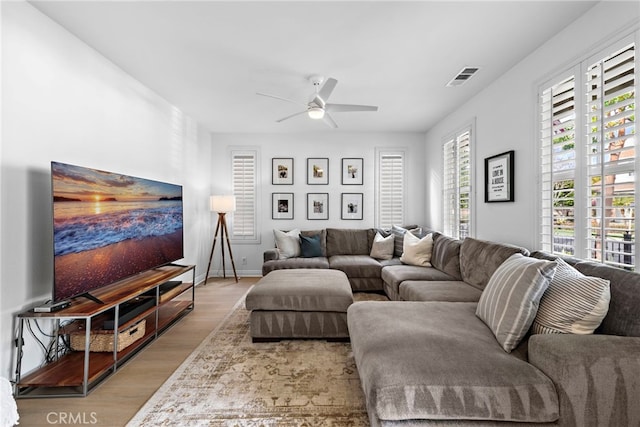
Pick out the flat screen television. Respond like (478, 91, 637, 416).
(51, 162, 184, 303)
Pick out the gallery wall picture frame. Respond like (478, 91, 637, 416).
(272, 193, 294, 219)
(307, 193, 329, 220)
(272, 158, 294, 185)
(342, 158, 363, 185)
(341, 193, 363, 220)
(307, 158, 329, 185)
(485, 150, 515, 203)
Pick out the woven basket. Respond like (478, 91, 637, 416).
(70, 319, 146, 352)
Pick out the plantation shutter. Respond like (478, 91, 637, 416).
(539, 74, 577, 256)
(443, 129, 472, 239)
(585, 43, 636, 269)
(231, 150, 257, 240)
(443, 139, 457, 237)
(377, 152, 404, 229)
(457, 131, 471, 239)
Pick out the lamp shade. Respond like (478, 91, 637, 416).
(210, 195, 236, 213)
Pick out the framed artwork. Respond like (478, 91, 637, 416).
(342, 158, 363, 185)
(485, 150, 515, 203)
(341, 193, 363, 220)
(307, 193, 329, 220)
(272, 158, 293, 185)
(307, 158, 329, 185)
(272, 193, 294, 219)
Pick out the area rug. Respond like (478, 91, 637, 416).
(127, 291, 387, 426)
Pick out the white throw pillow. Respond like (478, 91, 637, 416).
(370, 232, 395, 260)
(532, 257, 610, 335)
(273, 229, 301, 259)
(400, 232, 433, 267)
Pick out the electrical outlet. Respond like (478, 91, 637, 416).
(242, 257, 247, 265)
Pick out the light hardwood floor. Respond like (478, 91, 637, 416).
(16, 277, 258, 427)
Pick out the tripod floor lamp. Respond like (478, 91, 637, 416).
(205, 195, 238, 283)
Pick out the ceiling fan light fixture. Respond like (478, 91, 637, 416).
(308, 107, 325, 120)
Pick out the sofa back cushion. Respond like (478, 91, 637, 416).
(574, 262, 640, 337)
(326, 228, 374, 257)
(531, 250, 640, 337)
(460, 237, 529, 290)
(430, 233, 462, 280)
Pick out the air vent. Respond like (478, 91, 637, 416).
(446, 67, 480, 87)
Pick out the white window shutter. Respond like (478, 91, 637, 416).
(231, 150, 257, 240)
(539, 75, 577, 256)
(585, 43, 636, 269)
(443, 128, 472, 239)
(377, 151, 405, 229)
(540, 40, 636, 270)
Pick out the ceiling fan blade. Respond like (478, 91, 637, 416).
(276, 110, 308, 123)
(323, 112, 338, 128)
(326, 103, 378, 113)
(318, 78, 338, 102)
(257, 92, 307, 108)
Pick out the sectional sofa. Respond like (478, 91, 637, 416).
(262, 227, 640, 426)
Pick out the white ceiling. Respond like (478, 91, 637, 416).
(30, 1, 598, 134)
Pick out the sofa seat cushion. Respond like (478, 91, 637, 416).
(399, 280, 482, 302)
(347, 301, 559, 423)
(381, 265, 456, 297)
(262, 257, 329, 276)
(329, 255, 382, 278)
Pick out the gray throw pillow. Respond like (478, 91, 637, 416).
(476, 254, 557, 352)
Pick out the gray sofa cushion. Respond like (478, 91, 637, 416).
(347, 301, 559, 423)
(573, 261, 640, 337)
(399, 280, 482, 302)
(326, 228, 374, 257)
(459, 237, 529, 290)
(329, 255, 383, 278)
(262, 257, 329, 276)
(381, 265, 456, 298)
(430, 233, 462, 280)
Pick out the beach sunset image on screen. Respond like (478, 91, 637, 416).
(51, 162, 184, 302)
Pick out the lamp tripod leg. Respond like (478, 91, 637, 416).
(204, 216, 222, 285)
(221, 217, 239, 283)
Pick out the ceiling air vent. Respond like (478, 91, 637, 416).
(446, 67, 480, 87)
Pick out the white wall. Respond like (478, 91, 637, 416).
(425, 2, 640, 250)
(209, 132, 426, 276)
(0, 2, 212, 378)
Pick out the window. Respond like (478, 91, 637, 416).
(230, 149, 258, 242)
(540, 39, 636, 269)
(376, 150, 405, 229)
(443, 127, 472, 239)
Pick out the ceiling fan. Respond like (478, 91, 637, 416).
(257, 75, 378, 128)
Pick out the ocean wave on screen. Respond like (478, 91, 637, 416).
(54, 205, 183, 256)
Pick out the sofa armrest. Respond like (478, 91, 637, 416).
(263, 249, 280, 262)
(528, 334, 640, 426)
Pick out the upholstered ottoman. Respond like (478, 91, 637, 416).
(245, 269, 353, 341)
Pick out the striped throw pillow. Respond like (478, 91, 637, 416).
(532, 257, 610, 334)
(476, 254, 557, 352)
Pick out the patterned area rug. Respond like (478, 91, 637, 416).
(128, 291, 387, 426)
